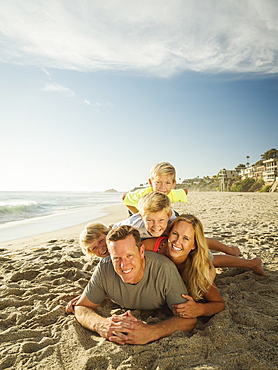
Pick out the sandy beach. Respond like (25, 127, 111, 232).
(0, 193, 277, 370)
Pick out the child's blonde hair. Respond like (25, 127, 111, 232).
(168, 214, 213, 300)
(150, 162, 176, 182)
(79, 222, 110, 257)
(138, 191, 172, 216)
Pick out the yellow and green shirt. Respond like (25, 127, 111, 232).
(123, 187, 187, 207)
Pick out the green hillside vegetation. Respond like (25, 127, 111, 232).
(175, 148, 277, 192)
(176, 176, 220, 192)
(175, 176, 270, 192)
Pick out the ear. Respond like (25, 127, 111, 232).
(148, 178, 153, 187)
(140, 244, 145, 258)
(172, 180, 176, 189)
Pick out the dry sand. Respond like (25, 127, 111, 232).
(0, 193, 277, 370)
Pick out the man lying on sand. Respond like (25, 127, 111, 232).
(66, 225, 196, 345)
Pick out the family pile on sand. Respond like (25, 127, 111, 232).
(65, 162, 265, 345)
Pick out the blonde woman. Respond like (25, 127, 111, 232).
(143, 214, 225, 318)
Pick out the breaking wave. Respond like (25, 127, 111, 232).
(0, 200, 42, 223)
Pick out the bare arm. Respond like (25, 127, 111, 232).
(126, 205, 139, 214)
(206, 237, 240, 256)
(173, 266, 225, 318)
(110, 311, 196, 345)
(142, 238, 168, 255)
(70, 293, 196, 345)
(141, 238, 157, 251)
(121, 192, 139, 214)
(65, 295, 81, 314)
(71, 293, 137, 341)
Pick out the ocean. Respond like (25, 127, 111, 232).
(0, 191, 122, 242)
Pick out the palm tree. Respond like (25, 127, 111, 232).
(246, 155, 250, 167)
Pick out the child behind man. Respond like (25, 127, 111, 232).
(122, 162, 188, 215)
(114, 191, 175, 238)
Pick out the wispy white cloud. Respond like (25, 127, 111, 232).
(82, 99, 113, 111)
(0, 0, 277, 77)
(43, 82, 75, 97)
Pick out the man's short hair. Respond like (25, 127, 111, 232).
(107, 225, 142, 250)
(150, 162, 176, 182)
(138, 191, 172, 216)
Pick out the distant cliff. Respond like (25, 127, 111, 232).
(105, 189, 118, 193)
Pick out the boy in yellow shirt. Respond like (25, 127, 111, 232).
(122, 162, 188, 215)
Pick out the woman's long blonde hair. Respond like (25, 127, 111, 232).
(168, 214, 213, 300)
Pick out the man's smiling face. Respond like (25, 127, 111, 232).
(108, 234, 145, 284)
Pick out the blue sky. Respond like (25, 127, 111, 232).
(0, 0, 277, 192)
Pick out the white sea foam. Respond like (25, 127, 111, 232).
(0, 206, 109, 242)
(0, 191, 122, 242)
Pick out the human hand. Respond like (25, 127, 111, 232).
(108, 311, 152, 345)
(103, 311, 139, 344)
(172, 294, 203, 318)
(65, 295, 81, 314)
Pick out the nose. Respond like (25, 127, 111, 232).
(120, 258, 128, 269)
(174, 235, 182, 246)
(153, 220, 159, 228)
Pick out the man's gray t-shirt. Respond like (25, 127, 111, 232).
(85, 251, 187, 311)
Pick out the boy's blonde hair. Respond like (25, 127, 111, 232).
(138, 191, 172, 216)
(79, 222, 110, 257)
(150, 162, 176, 182)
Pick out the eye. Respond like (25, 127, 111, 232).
(113, 257, 119, 261)
(127, 254, 133, 258)
(183, 237, 189, 241)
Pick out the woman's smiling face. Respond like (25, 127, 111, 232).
(167, 221, 196, 262)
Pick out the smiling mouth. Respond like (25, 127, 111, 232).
(101, 248, 108, 255)
(151, 228, 162, 233)
(122, 268, 132, 274)
(172, 244, 182, 252)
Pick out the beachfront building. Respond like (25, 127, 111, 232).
(217, 150, 278, 191)
(253, 165, 265, 180)
(218, 169, 239, 191)
(263, 158, 278, 184)
(239, 166, 255, 179)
